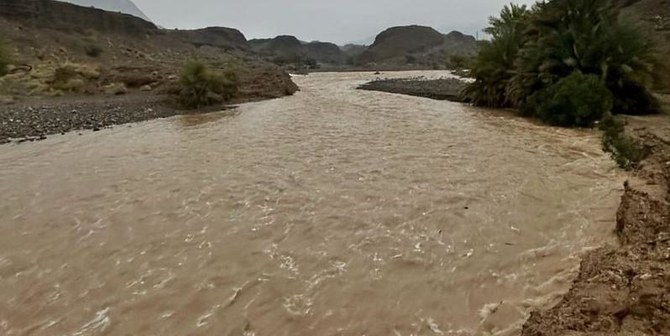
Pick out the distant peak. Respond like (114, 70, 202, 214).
(57, 0, 152, 22)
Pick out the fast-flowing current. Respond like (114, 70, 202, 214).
(0, 72, 623, 336)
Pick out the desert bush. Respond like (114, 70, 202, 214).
(50, 63, 100, 93)
(525, 72, 613, 127)
(0, 41, 11, 77)
(405, 55, 417, 64)
(304, 58, 319, 69)
(84, 43, 104, 58)
(177, 61, 238, 108)
(600, 114, 648, 170)
(448, 54, 469, 69)
(53, 65, 78, 84)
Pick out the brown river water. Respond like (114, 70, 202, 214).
(0, 72, 624, 336)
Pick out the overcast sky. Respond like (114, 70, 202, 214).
(133, 0, 535, 44)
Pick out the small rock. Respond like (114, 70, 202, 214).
(140, 85, 152, 92)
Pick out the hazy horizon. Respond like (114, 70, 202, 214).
(132, 0, 536, 45)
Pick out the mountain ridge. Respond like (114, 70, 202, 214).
(57, 0, 151, 22)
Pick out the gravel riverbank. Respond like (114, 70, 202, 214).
(0, 93, 237, 144)
(357, 77, 468, 102)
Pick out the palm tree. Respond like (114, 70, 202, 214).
(508, 0, 662, 114)
(462, 4, 530, 107)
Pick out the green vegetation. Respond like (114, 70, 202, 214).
(447, 54, 470, 69)
(463, 0, 664, 121)
(50, 63, 100, 93)
(84, 43, 104, 58)
(177, 61, 238, 109)
(462, 4, 530, 107)
(462, 0, 665, 170)
(600, 114, 648, 170)
(525, 72, 613, 127)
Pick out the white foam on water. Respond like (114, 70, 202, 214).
(72, 307, 111, 336)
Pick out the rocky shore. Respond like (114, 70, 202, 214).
(0, 94, 187, 143)
(357, 77, 467, 102)
(0, 63, 299, 144)
(522, 115, 670, 335)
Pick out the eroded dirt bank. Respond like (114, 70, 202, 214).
(522, 116, 670, 335)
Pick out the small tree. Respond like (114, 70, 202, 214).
(177, 61, 238, 109)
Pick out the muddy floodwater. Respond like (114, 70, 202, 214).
(0, 72, 623, 336)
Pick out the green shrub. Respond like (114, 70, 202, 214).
(599, 114, 648, 170)
(0, 41, 11, 77)
(53, 65, 78, 84)
(526, 73, 613, 127)
(448, 54, 469, 69)
(177, 61, 238, 109)
(84, 43, 104, 58)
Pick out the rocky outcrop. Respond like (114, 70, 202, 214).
(341, 44, 367, 58)
(171, 27, 250, 51)
(249, 35, 304, 59)
(249, 36, 347, 66)
(356, 25, 478, 67)
(304, 41, 346, 65)
(443, 31, 477, 51)
(358, 25, 445, 64)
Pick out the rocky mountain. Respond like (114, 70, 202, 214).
(357, 25, 478, 67)
(359, 25, 445, 63)
(304, 41, 346, 65)
(249, 36, 347, 67)
(57, 0, 151, 22)
(0, 0, 297, 100)
(249, 35, 304, 62)
(617, 0, 670, 83)
(341, 44, 367, 57)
